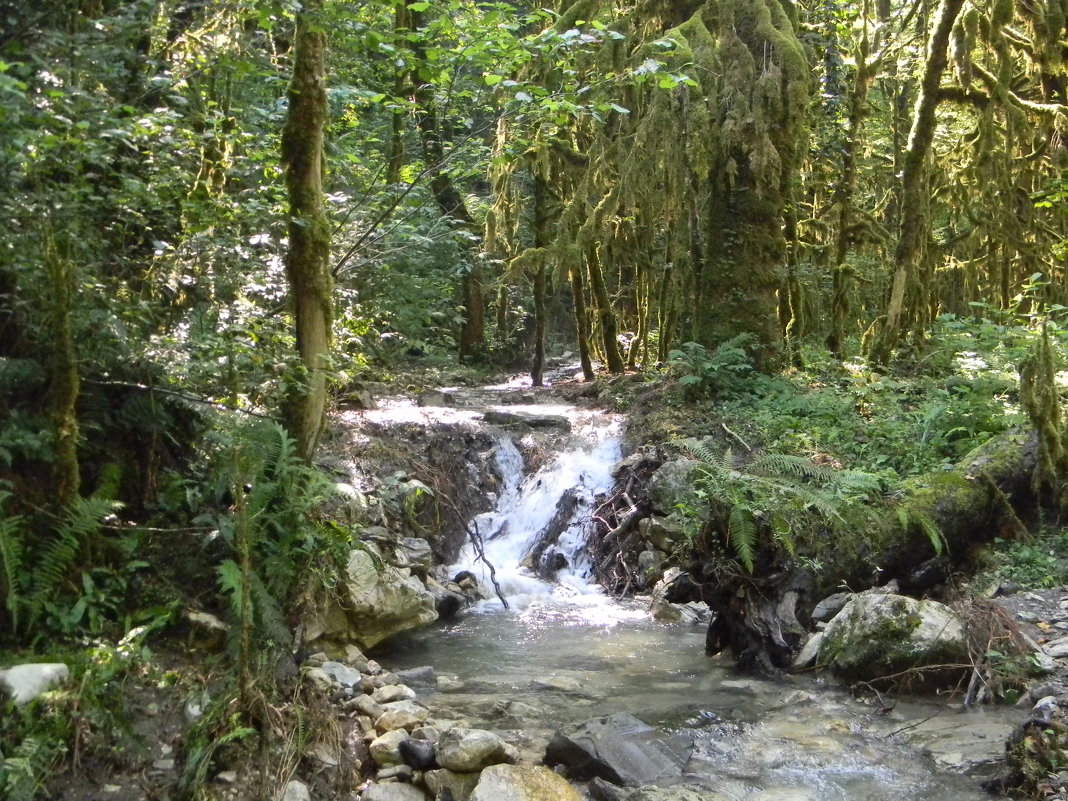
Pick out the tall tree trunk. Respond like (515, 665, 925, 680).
(569, 258, 596, 381)
(281, 0, 332, 463)
(409, 9, 484, 361)
(867, 0, 965, 366)
(531, 176, 551, 387)
(827, 0, 875, 358)
(586, 246, 625, 373)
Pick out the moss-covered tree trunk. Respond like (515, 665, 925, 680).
(699, 429, 1040, 675)
(586, 246, 626, 373)
(867, 0, 965, 366)
(531, 176, 551, 386)
(281, 0, 332, 463)
(827, 0, 876, 358)
(569, 258, 596, 381)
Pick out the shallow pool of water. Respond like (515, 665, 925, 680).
(373, 598, 1013, 801)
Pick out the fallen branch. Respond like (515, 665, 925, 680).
(465, 518, 509, 610)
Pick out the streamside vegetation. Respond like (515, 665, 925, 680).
(0, 0, 1065, 798)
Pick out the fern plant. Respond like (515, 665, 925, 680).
(0, 490, 25, 632)
(681, 440, 903, 572)
(668, 335, 755, 399)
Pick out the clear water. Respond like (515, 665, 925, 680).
(370, 396, 1013, 800)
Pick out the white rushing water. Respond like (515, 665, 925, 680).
(451, 407, 644, 621)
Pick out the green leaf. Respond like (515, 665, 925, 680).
(484, 74, 503, 86)
(609, 103, 630, 114)
(408, 2, 430, 10)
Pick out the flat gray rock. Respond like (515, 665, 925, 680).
(482, 410, 571, 430)
(544, 712, 692, 786)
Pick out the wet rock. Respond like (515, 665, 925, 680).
(396, 666, 437, 691)
(424, 769, 480, 801)
(469, 764, 582, 801)
(817, 593, 968, 687)
(529, 676, 583, 693)
(544, 712, 692, 786)
(1043, 635, 1068, 658)
(810, 592, 851, 623)
(612, 446, 660, 479)
(437, 727, 515, 772)
(0, 663, 69, 705)
(399, 737, 437, 770)
(346, 645, 372, 672)
(482, 410, 571, 430)
(361, 782, 427, 801)
(370, 729, 411, 767)
(417, 390, 452, 408)
(282, 779, 311, 801)
(588, 777, 632, 801)
(792, 632, 824, 671)
(412, 725, 441, 743)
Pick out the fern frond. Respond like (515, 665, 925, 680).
(727, 506, 759, 573)
(27, 497, 116, 624)
(249, 570, 292, 649)
(0, 491, 25, 631)
(216, 559, 247, 621)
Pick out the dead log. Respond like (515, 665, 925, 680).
(699, 429, 1041, 676)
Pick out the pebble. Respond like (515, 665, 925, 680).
(152, 759, 175, 771)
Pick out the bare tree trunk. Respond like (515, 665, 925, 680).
(281, 0, 332, 463)
(867, 0, 965, 366)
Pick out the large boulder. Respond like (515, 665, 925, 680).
(469, 764, 583, 801)
(816, 593, 969, 687)
(544, 712, 692, 786)
(304, 543, 438, 651)
(646, 458, 699, 515)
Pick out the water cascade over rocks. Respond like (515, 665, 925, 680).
(305, 376, 1026, 801)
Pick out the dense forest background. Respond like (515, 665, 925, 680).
(0, 0, 1066, 796)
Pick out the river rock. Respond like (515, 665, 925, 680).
(469, 764, 582, 801)
(302, 666, 334, 692)
(361, 783, 427, 801)
(370, 729, 411, 767)
(544, 712, 692, 786)
(817, 593, 968, 686)
(437, 727, 515, 772)
(305, 544, 438, 651)
(811, 592, 852, 623)
(396, 666, 437, 691)
(792, 631, 824, 670)
(638, 515, 688, 554)
(373, 684, 417, 704)
(0, 663, 69, 705)
(322, 660, 363, 688)
(376, 700, 430, 733)
(482, 409, 571, 430)
(399, 737, 437, 769)
(424, 769, 480, 801)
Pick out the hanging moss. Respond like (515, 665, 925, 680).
(1019, 323, 1068, 502)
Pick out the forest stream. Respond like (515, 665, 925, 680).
(363, 377, 1020, 801)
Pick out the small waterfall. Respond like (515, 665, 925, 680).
(454, 412, 626, 609)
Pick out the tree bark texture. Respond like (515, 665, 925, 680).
(281, 0, 333, 463)
(45, 233, 80, 506)
(868, 0, 965, 366)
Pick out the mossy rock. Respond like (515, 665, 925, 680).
(817, 593, 969, 690)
